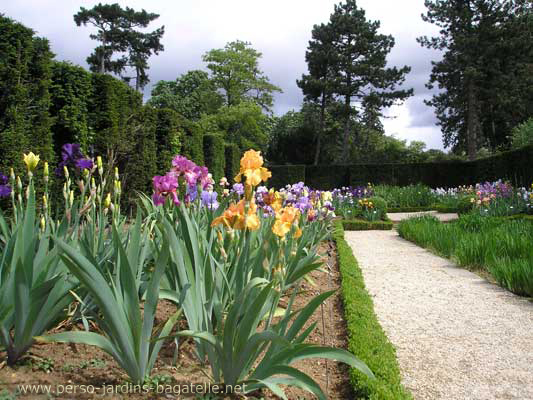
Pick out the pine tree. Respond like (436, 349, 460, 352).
(325, 0, 412, 163)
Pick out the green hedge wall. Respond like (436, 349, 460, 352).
(203, 134, 225, 182)
(268, 165, 306, 189)
(180, 117, 204, 165)
(224, 143, 240, 181)
(269, 145, 533, 189)
(154, 108, 181, 173)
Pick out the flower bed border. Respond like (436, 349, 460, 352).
(342, 218, 393, 231)
(332, 220, 412, 399)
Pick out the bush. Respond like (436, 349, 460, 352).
(268, 165, 306, 189)
(203, 134, 225, 182)
(333, 221, 411, 399)
(180, 118, 204, 165)
(342, 218, 393, 231)
(510, 118, 533, 150)
(224, 143, 240, 181)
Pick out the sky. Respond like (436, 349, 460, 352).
(2, 0, 446, 150)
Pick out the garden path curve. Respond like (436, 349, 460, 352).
(345, 229, 533, 400)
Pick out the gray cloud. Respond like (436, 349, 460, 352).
(2, 0, 446, 149)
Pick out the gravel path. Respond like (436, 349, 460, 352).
(345, 230, 533, 400)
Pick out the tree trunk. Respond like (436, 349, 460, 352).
(467, 80, 479, 160)
(135, 66, 140, 92)
(100, 34, 106, 74)
(314, 91, 327, 165)
(341, 75, 352, 164)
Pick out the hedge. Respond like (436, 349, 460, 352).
(269, 145, 533, 189)
(342, 218, 393, 231)
(224, 143, 240, 181)
(203, 134, 225, 182)
(154, 108, 181, 173)
(333, 220, 412, 399)
(268, 165, 306, 189)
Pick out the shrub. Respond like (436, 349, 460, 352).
(510, 118, 533, 150)
(268, 165, 306, 189)
(154, 108, 181, 173)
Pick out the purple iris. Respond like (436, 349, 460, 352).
(201, 191, 219, 210)
(0, 174, 8, 185)
(76, 158, 94, 170)
(232, 183, 244, 196)
(56, 143, 93, 175)
(0, 184, 11, 198)
(152, 174, 180, 206)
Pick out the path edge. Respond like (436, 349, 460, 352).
(333, 220, 412, 400)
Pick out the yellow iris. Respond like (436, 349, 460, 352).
(234, 149, 271, 187)
(272, 206, 302, 239)
(23, 152, 40, 172)
(211, 199, 260, 231)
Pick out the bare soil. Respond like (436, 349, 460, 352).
(0, 241, 352, 399)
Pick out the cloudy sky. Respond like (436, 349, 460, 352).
(3, 0, 445, 149)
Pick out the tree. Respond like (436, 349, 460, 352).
(203, 40, 282, 112)
(148, 70, 223, 120)
(419, 0, 533, 158)
(74, 3, 164, 90)
(298, 23, 337, 165)
(325, 0, 413, 163)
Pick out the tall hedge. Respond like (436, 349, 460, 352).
(224, 143, 241, 181)
(180, 117, 204, 165)
(203, 134, 225, 181)
(269, 145, 533, 189)
(122, 106, 158, 205)
(88, 73, 142, 159)
(154, 108, 181, 173)
(0, 15, 54, 174)
(50, 61, 93, 154)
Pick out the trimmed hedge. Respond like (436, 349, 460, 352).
(333, 220, 412, 399)
(203, 134, 225, 182)
(180, 117, 204, 165)
(268, 165, 306, 189)
(342, 218, 393, 231)
(154, 108, 181, 173)
(224, 143, 240, 181)
(270, 145, 533, 189)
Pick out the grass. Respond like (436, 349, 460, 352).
(373, 184, 436, 208)
(398, 214, 533, 297)
(333, 220, 412, 399)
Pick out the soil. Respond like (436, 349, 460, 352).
(0, 241, 352, 399)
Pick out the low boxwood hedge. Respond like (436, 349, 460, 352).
(333, 220, 412, 399)
(342, 218, 393, 231)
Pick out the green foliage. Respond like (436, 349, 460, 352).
(123, 106, 158, 204)
(203, 134, 225, 182)
(398, 215, 533, 296)
(373, 184, 436, 208)
(268, 166, 306, 189)
(269, 145, 533, 189)
(148, 70, 223, 120)
(0, 182, 74, 365)
(154, 108, 181, 173)
(180, 118, 204, 165)
(224, 143, 240, 181)
(88, 73, 143, 158)
(203, 40, 281, 112)
(510, 118, 533, 150)
(0, 15, 54, 175)
(419, 1, 533, 155)
(342, 219, 393, 231)
(199, 101, 270, 152)
(74, 3, 165, 90)
(50, 61, 93, 152)
(332, 221, 412, 399)
(41, 219, 180, 385)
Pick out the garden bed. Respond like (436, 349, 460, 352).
(0, 242, 356, 400)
